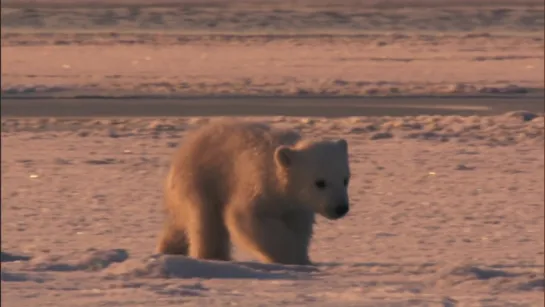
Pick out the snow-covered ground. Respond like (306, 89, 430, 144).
(2, 115, 543, 306)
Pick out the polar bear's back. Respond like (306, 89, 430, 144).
(178, 119, 301, 160)
(166, 120, 301, 209)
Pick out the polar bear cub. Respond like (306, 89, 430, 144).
(156, 119, 351, 265)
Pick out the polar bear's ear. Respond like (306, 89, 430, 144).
(336, 139, 348, 153)
(275, 145, 295, 168)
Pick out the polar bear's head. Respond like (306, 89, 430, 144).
(275, 139, 351, 220)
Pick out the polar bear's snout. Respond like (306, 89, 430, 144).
(334, 203, 349, 218)
(323, 197, 349, 220)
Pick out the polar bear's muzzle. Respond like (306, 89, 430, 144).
(322, 200, 349, 220)
(334, 203, 349, 217)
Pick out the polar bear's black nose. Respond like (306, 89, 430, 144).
(334, 204, 349, 217)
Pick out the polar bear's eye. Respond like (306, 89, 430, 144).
(315, 179, 327, 190)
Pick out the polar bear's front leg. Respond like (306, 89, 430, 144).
(226, 207, 311, 265)
(156, 216, 189, 255)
